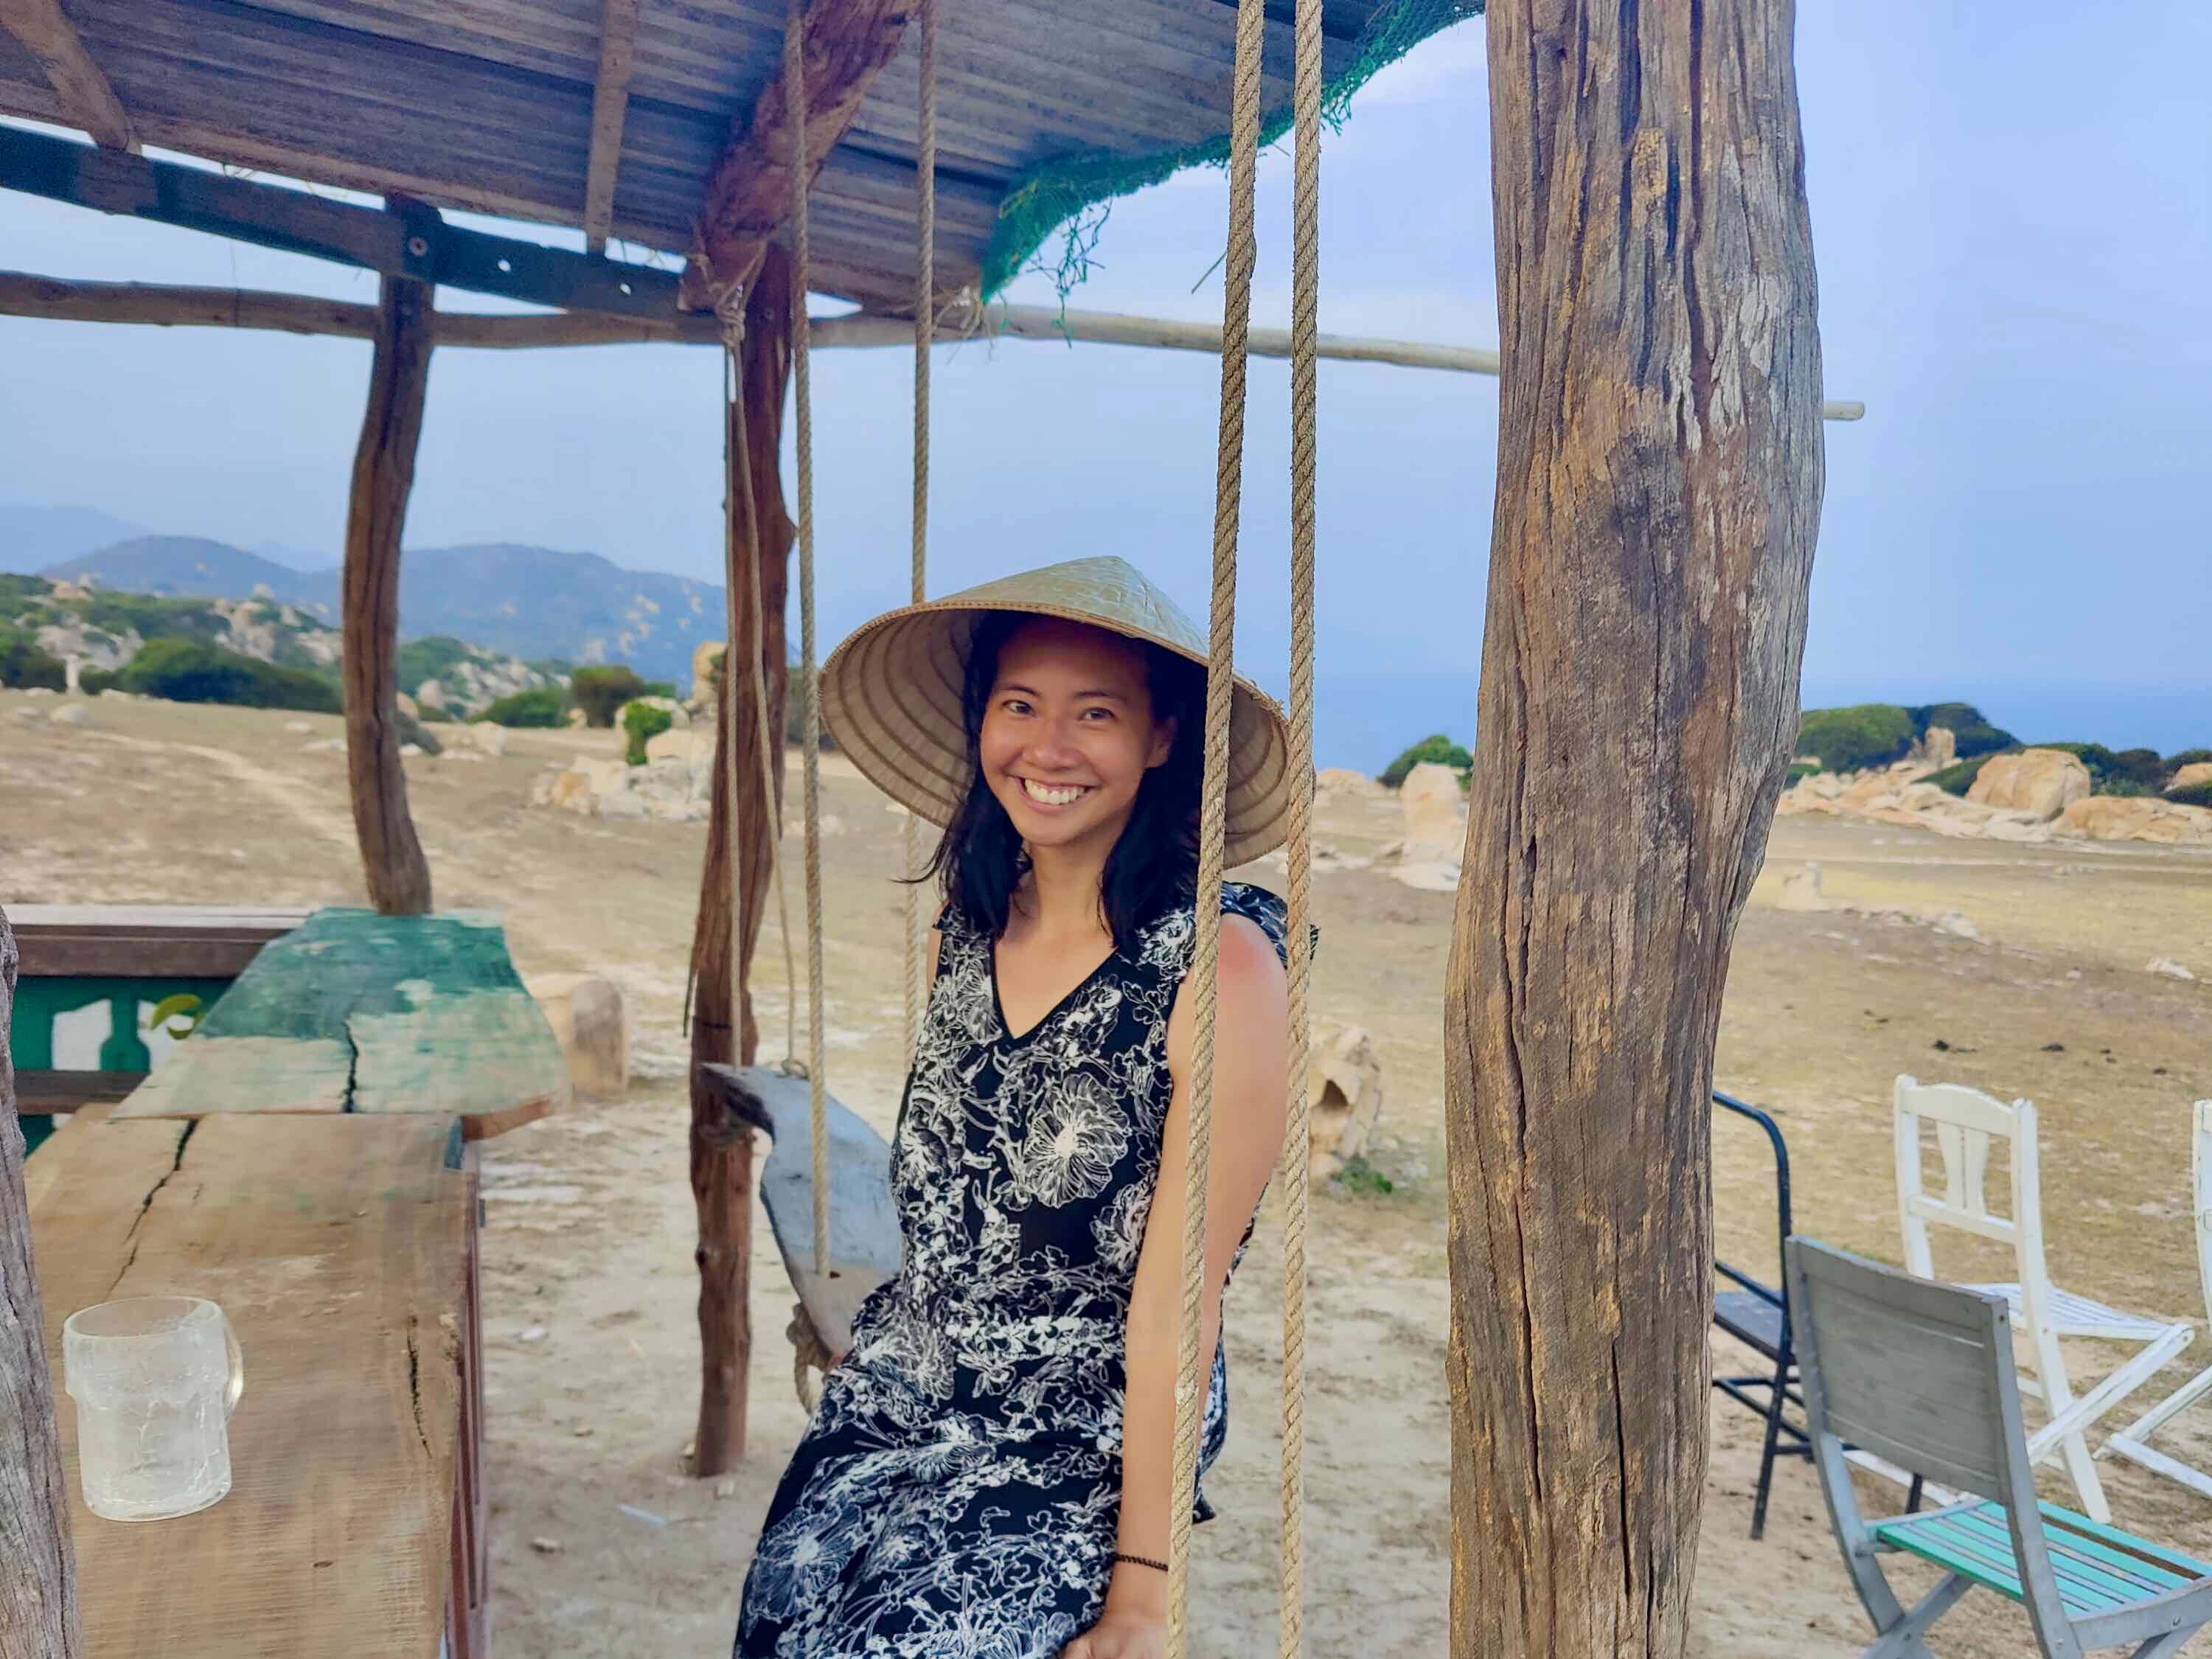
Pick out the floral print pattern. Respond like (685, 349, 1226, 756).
(733, 883, 1294, 1659)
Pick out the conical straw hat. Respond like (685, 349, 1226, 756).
(819, 556, 1295, 866)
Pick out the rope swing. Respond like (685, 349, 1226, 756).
(904, 0, 938, 1065)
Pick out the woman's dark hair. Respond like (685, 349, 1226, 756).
(918, 611, 1205, 950)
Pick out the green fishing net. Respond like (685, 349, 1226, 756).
(978, 0, 1486, 301)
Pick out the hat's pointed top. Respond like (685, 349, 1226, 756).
(940, 556, 1203, 658)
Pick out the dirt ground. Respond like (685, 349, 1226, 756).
(5, 686, 2211, 1657)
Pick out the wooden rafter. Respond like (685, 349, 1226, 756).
(678, 0, 914, 310)
(0, 0, 134, 152)
(581, 0, 641, 257)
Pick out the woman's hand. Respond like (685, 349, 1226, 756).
(1058, 1607, 1166, 1659)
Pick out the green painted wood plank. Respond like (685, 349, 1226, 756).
(1945, 1508, 2151, 1607)
(1875, 1511, 2028, 1600)
(2037, 1502, 2212, 1581)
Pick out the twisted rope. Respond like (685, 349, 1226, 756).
(903, 0, 938, 1066)
(1167, 0, 1266, 1649)
(1279, 0, 1322, 1646)
(785, 0, 831, 1285)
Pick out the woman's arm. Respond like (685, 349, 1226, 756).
(1070, 914, 1288, 1652)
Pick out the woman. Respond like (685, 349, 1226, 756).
(734, 556, 1301, 1659)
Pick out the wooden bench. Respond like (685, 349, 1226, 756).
(700, 1064, 900, 1397)
(7, 905, 310, 1151)
(28, 1110, 487, 1658)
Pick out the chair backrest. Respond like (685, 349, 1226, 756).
(1787, 1238, 2081, 1646)
(2192, 1101, 2212, 1322)
(1893, 1074, 2054, 1299)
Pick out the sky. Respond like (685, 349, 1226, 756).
(1, 2, 2208, 757)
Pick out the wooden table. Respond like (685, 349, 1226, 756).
(28, 1111, 487, 1658)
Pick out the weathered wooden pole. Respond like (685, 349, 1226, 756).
(342, 255, 437, 917)
(1446, 1, 1823, 1654)
(0, 907, 85, 1659)
(686, 247, 797, 1475)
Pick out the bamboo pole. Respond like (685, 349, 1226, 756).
(0, 270, 1870, 418)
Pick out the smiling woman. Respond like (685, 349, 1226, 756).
(728, 557, 1300, 1659)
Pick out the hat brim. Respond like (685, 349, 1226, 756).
(821, 597, 1295, 867)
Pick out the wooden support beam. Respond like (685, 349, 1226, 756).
(582, 0, 641, 257)
(686, 247, 799, 1477)
(0, 270, 1870, 418)
(0, 906, 86, 1659)
(0, 0, 133, 152)
(679, 0, 914, 307)
(343, 265, 437, 917)
(1447, 1, 1823, 1653)
(0, 125, 680, 320)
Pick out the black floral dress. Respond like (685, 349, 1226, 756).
(733, 883, 1293, 1659)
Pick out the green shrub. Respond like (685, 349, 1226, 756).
(1797, 703, 1916, 773)
(623, 699, 674, 765)
(1927, 756, 1998, 797)
(1907, 702, 2017, 759)
(571, 665, 647, 728)
(116, 639, 341, 712)
(0, 625, 66, 690)
(1786, 759, 1822, 782)
(2165, 748, 2212, 772)
(483, 686, 568, 728)
(80, 666, 117, 695)
(2037, 742, 2168, 796)
(2168, 781, 2212, 810)
(1332, 1154, 1397, 1197)
(1378, 733, 1472, 790)
(639, 679, 678, 701)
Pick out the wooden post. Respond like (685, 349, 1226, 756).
(686, 247, 796, 1476)
(1447, 2, 1823, 1654)
(0, 906, 85, 1659)
(343, 266, 437, 917)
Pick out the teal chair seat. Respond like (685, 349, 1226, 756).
(1878, 1500, 2211, 1621)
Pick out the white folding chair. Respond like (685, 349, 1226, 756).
(2101, 1101, 2212, 1499)
(1894, 1074, 2194, 1523)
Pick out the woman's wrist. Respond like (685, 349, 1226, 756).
(1105, 1557, 1169, 1618)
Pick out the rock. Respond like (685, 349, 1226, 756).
(1391, 859, 1461, 894)
(645, 726, 712, 765)
(692, 640, 726, 709)
(1398, 762, 1466, 864)
(1920, 726, 1958, 770)
(467, 721, 509, 757)
(530, 1537, 563, 1555)
(1980, 813, 2053, 844)
(518, 1325, 549, 1343)
(527, 973, 633, 1099)
(714, 1478, 739, 1500)
(9, 709, 39, 725)
(566, 706, 588, 728)
(2148, 958, 2197, 981)
(48, 703, 89, 726)
(2058, 796, 2212, 846)
(286, 720, 313, 734)
(416, 678, 448, 711)
(400, 742, 425, 758)
(1315, 768, 1384, 799)
(1966, 748, 2092, 821)
(1307, 1020, 1383, 1183)
(1931, 911, 1986, 942)
(2168, 762, 2212, 796)
(303, 737, 345, 754)
(396, 690, 420, 718)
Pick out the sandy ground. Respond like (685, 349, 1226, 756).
(5, 686, 2211, 1657)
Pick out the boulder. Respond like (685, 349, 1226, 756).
(2167, 762, 2212, 796)
(48, 703, 89, 727)
(1399, 762, 1466, 864)
(2148, 958, 2199, 982)
(692, 640, 726, 709)
(396, 690, 420, 718)
(1920, 726, 1958, 770)
(2058, 796, 2212, 846)
(525, 973, 630, 1099)
(645, 726, 712, 765)
(1966, 748, 2092, 821)
(1315, 768, 1384, 799)
(416, 678, 448, 711)
(399, 742, 425, 758)
(566, 706, 588, 728)
(467, 721, 509, 757)
(1307, 1019, 1383, 1183)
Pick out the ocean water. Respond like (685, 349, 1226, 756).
(1298, 673, 2210, 777)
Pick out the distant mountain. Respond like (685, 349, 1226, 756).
(0, 504, 152, 574)
(38, 535, 725, 686)
(383, 543, 723, 687)
(43, 536, 321, 605)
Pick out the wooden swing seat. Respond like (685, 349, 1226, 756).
(699, 1062, 900, 1361)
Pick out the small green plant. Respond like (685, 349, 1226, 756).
(1378, 733, 1472, 790)
(571, 664, 650, 728)
(1332, 1154, 1396, 1197)
(1787, 759, 1821, 782)
(623, 698, 674, 764)
(147, 992, 204, 1039)
(483, 686, 568, 728)
(0, 625, 67, 690)
(1927, 756, 2000, 797)
(2168, 781, 2212, 810)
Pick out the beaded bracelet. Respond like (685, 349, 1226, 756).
(1111, 1551, 1169, 1573)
